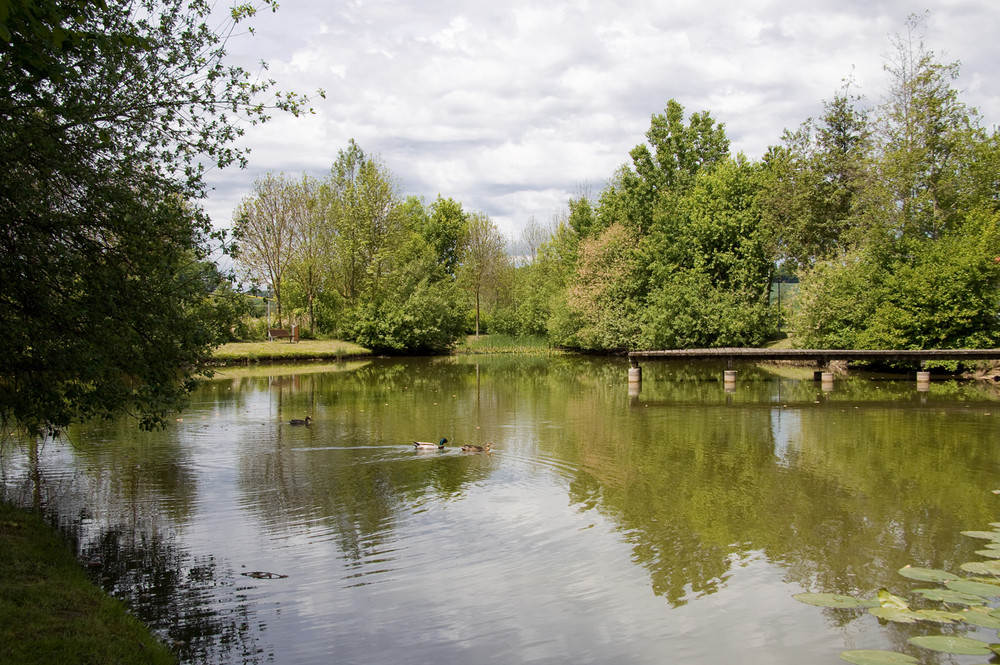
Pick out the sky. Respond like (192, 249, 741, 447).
(203, 0, 1000, 242)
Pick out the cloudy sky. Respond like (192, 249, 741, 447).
(204, 0, 1000, 241)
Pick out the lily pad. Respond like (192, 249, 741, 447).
(869, 607, 920, 623)
(975, 548, 1000, 559)
(912, 587, 986, 606)
(877, 588, 909, 609)
(908, 609, 963, 624)
(793, 593, 878, 608)
(945, 579, 1000, 597)
(897, 566, 960, 583)
(839, 650, 917, 665)
(962, 560, 1000, 576)
(959, 607, 1000, 629)
(908, 635, 993, 655)
(961, 530, 1000, 542)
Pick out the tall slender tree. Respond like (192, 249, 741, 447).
(233, 173, 298, 328)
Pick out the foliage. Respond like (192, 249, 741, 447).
(795, 500, 1000, 663)
(0, 0, 318, 434)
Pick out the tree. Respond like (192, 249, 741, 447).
(761, 85, 872, 268)
(0, 0, 318, 434)
(789, 15, 1000, 351)
(287, 174, 325, 332)
(460, 212, 509, 337)
(233, 173, 298, 328)
(321, 141, 404, 308)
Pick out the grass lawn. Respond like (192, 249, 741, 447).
(456, 334, 562, 354)
(0, 502, 176, 665)
(212, 339, 371, 363)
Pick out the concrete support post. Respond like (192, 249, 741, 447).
(916, 371, 931, 391)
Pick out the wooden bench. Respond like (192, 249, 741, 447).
(268, 328, 291, 342)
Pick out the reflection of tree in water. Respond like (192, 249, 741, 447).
(75, 523, 269, 665)
(562, 373, 998, 615)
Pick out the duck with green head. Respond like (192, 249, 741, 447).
(413, 437, 447, 450)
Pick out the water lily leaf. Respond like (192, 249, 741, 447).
(983, 542, 1000, 550)
(961, 560, 1000, 576)
(877, 588, 909, 609)
(897, 566, 960, 583)
(908, 609, 963, 623)
(961, 530, 1000, 542)
(945, 579, 1000, 597)
(959, 607, 1000, 629)
(839, 650, 917, 664)
(975, 548, 1000, 559)
(908, 635, 993, 655)
(869, 607, 920, 623)
(793, 593, 878, 608)
(913, 588, 986, 605)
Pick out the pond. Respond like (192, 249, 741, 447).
(3, 355, 1000, 664)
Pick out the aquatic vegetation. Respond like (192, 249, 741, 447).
(795, 491, 1000, 663)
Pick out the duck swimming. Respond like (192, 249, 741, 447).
(461, 442, 493, 453)
(414, 437, 447, 449)
(289, 416, 312, 426)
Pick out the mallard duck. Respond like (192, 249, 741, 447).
(414, 437, 447, 449)
(289, 416, 312, 426)
(461, 442, 493, 453)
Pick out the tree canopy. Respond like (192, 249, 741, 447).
(0, 0, 318, 434)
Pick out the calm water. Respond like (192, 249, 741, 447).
(3, 355, 1000, 664)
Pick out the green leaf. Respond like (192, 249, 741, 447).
(975, 549, 1000, 559)
(839, 650, 917, 665)
(959, 607, 1000, 629)
(897, 566, 960, 582)
(793, 593, 878, 608)
(869, 607, 919, 623)
(945, 579, 1000, 597)
(908, 609, 963, 623)
(877, 588, 909, 609)
(912, 587, 985, 605)
(961, 560, 1000, 576)
(908, 635, 993, 655)
(961, 530, 1000, 542)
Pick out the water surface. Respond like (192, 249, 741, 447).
(3, 355, 1000, 664)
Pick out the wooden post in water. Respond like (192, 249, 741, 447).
(916, 370, 931, 391)
(628, 359, 642, 385)
(821, 372, 835, 392)
(724, 370, 737, 392)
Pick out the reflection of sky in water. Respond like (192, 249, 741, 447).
(5, 358, 1000, 664)
(770, 408, 801, 468)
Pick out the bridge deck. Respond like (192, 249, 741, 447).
(628, 348, 1000, 364)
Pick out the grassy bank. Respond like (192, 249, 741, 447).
(456, 334, 562, 355)
(213, 335, 561, 363)
(0, 502, 175, 665)
(212, 339, 371, 363)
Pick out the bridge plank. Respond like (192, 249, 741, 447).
(628, 348, 1000, 362)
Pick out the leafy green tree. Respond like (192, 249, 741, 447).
(287, 174, 325, 333)
(0, 0, 316, 434)
(460, 212, 509, 337)
(762, 86, 873, 268)
(791, 16, 1000, 351)
(422, 196, 468, 279)
(563, 223, 645, 350)
(233, 173, 299, 328)
(641, 156, 776, 348)
(321, 141, 404, 309)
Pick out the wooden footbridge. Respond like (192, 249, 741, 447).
(627, 347, 1000, 385)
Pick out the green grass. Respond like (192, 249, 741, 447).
(0, 502, 175, 665)
(457, 334, 562, 355)
(212, 339, 371, 363)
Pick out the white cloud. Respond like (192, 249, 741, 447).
(203, 0, 1000, 239)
